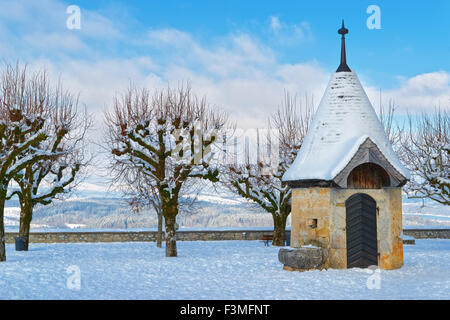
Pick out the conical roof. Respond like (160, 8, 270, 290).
(283, 70, 410, 186)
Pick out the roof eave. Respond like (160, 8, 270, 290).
(285, 179, 340, 189)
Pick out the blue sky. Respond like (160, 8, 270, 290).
(60, 0, 450, 86)
(0, 0, 448, 113)
(0, 0, 448, 194)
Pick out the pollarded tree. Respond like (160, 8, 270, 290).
(0, 64, 66, 261)
(123, 158, 203, 248)
(125, 173, 164, 248)
(7, 80, 91, 251)
(222, 92, 313, 245)
(10, 157, 83, 250)
(400, 108, 449, 205)
(124, 166, 201, 248)
(105, 84, 227, 257)
(0, 111, 51, 261)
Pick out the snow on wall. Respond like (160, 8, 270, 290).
(283, 71, 409, 182)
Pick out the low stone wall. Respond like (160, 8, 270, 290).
(403, 229, 450, 239)
(4, 230, 283, 244)
(3, 228, 449, 244)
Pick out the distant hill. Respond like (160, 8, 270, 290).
(5, 193, 276, 231)
(4, 187, 449, 232)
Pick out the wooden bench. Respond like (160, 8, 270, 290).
(261, 234, 290, 246)
(261, 234, 273, 246)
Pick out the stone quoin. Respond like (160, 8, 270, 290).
(280, 20, 409, 271)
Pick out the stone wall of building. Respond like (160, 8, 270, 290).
(329, 188, 403, 270)
(290, 187, 404, 270)
(290, 188, 332, 250)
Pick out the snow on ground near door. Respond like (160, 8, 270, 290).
(0, 239, 449, 300)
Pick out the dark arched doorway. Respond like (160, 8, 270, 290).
(346, 193, 378, 268)
(347, 163, 390, 189)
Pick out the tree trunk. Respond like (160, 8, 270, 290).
(0, 190, 7, 262)
(272, 214, 287, 246)
(156, 213, 163, 248)
(18, 204, 32, 251)
(164, 214, 177, 257)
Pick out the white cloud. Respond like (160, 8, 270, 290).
(0, 0, 122, 60)
(270, 16, 281, 32)
(0, 0, 447, 135)
(268, 16, 313, 45)
(147, 28, 194, 47)
(23, 32, 88, 52)
(293, 22, 312, 41)
(365, 71, 450, 113)
(140, 28, 328, 128)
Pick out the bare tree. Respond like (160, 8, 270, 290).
(105, 84, 228, 257)
(400, 108, 449, 205)
(0, 63, 78, 261)
(378, 100, 403, 147)
(122, 168, 200, 248)
(222, 92, 314, 245)
(125, 173, 164, 247)
(7, 76, 92, 251)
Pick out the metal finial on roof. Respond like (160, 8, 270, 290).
(336, 20, 351, 72)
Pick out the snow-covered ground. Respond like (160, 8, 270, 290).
(0, 239, 449, 299)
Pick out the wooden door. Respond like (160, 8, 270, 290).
(347, 163, 390, 189)
(346, 193, 378, 268)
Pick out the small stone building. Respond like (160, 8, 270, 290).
(282, 22, 409, 270)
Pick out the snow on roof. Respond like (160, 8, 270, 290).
(283, 71, 410, 182)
